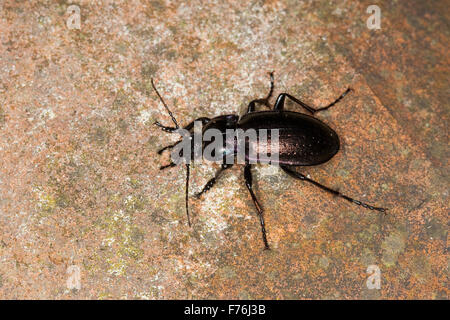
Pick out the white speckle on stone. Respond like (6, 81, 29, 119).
(255, 164, 280, 177)
(41, 108, 55, 120)
(102, 237, 115, 247)
(138, 109, 152, 124)
(332, 8, 343, 16)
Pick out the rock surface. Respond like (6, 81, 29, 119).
(0, 0, 447, 299)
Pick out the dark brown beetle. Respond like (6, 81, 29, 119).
(153, 73, 387, 249)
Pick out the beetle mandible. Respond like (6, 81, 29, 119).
(152, 73, 387, 250)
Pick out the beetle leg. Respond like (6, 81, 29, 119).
(157, 141, 181, 155)
(280, 165, 387, 213)
(155, 117, 211, 134)
(195, 164, 233, 199)
(160, 162, 177, 170)
(182, 117, 211, 131)
(156, 117, 210, 154)
(246, 100, 258, 113)
(185, 163, 191, 227)
(274, 88, 352, 114)
(154, 121, 178, 133)
(244, 164, 270, 250)
(246, 72, 274, 113)
(313, 88, 353, 113)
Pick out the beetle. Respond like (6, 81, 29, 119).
(152, 73, 387, 249)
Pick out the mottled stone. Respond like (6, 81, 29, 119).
(0, 0, 447, 300)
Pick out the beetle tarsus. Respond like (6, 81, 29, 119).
(313, 87, 353, 113)
(280, 165, 387, 214)
(273, 86, 353, 114)
(186, 164, 191, 227)
(195, 164, 233, 199)
(157, 140, 183, 155)
(160, 162, 177, 170)
(246, 72, 275, 113)
(244, 164, 270, 250)
(154, 121, 178, 133)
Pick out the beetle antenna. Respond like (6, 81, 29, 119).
(185, 164, 191, 227)
(151, 78, 179, 129)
